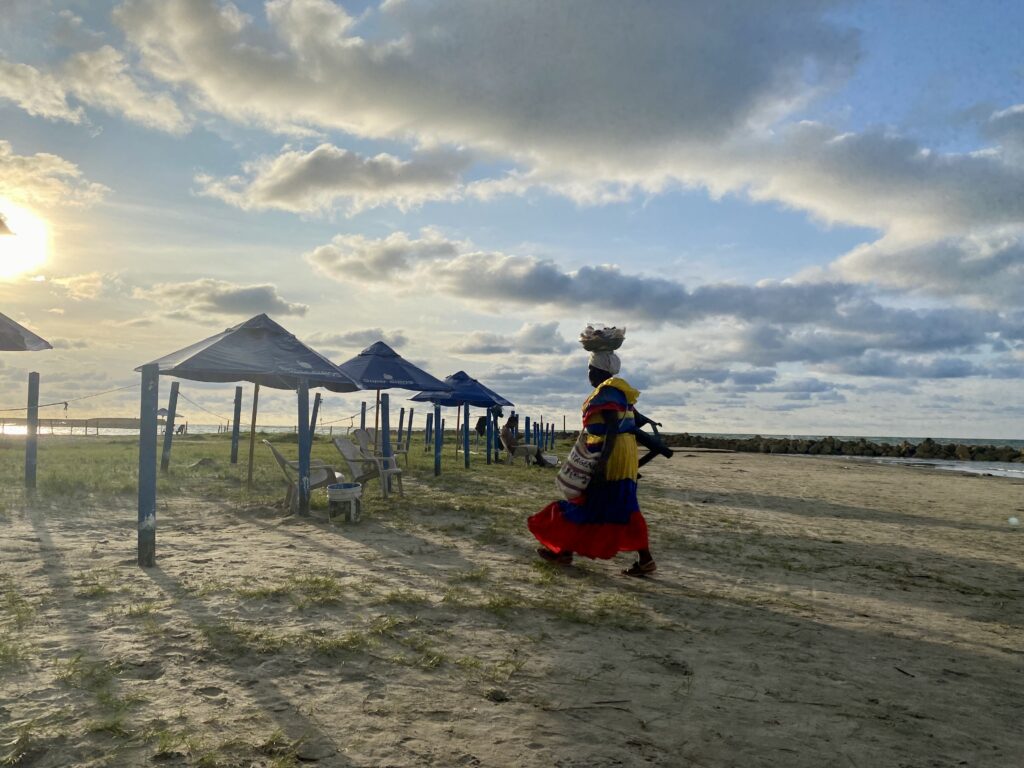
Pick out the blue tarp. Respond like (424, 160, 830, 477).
(337, 341, 450, 393)
(138, 314, 359, 392)
(0, 312, 51, 352)
(410, 370, 513, 408)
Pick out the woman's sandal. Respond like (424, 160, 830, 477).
(622, 559, 657, 577)
(537, 547, 573, 565)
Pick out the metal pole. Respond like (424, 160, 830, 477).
(524, 416, 531, 447)
(160, 381, 179, 473)
(463, 403, 470, 468)
(247, 383, 260, 488)
(486, 409, 493, 465)
(397, 407, 405, 446)
(454, 405, 460, 458)
(425, 412, 433, 451)
(433, 404, 442, 476)
(137, 364, 158, 567)
(297, 378, 310, 516)
(24, 372, 39, 491)
(373, 389, 381, 451)
(230, 385, 243, 464)
(493, 411, 501, 462)
(406, 408, 414, 452)
(360, 401, 366, 431)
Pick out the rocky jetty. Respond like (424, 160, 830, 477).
(664, 434, 1024, 463)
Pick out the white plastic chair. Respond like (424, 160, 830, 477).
(263, 440, 339, 512)
(332, 437, 404, 499)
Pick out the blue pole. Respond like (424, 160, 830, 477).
(380, 393, 392, 492)
(360, 401, 366, 431)
(380, 393, 392, 457)
(24, 372, 39, 491)
(524, 416, 530, 446)
(485, 409, 493, 465)
(433, 404, 442, 476)
(397, 407, 405, 446)
(297, 378, 310, 516)
(160, 380, 179, 473)
(425, 412, 433, 449)
(309, 391, 322, 435)
(230, 385, 243, 464)
(463, 403, 470, 468)
(406, 408, 414, 452)
(137, 364, 159, 567)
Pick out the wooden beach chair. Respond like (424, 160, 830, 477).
(332, 437, 404, 499)
(500, 433, 535, 466)
(263, 440, 339, 512)
(352, 428, 380, 457)
(391, 426, 412, 466)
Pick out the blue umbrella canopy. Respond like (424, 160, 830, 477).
(0, 311, 51, 352)
(336, 341, 450, 393)
(139, 314, 359, 392)
(411, 370, 513, 408)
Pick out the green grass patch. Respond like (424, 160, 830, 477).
(0, 576, 34, 628)
(55, 653, 121, 690)
(73, 570, 116, 599)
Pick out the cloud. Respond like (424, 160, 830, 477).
(133, 278, 308, 318)
(117, 0, 855, 151)
(452, 322, 573, 355)
(51, 272, 122, 300)
(304, 229, 1024, 350)
(114, 0, 1024, 246)
(0, 47, 190, 134)
(305, 229, 463, 283)
(986, 103, 1024, 165)
(0, 140, 108, 207)
(50, 337, 89, 349)
(828, 230, 1024, 310)
(302, 228, 1024, 381)
(305, 328, 408, 350)
(0, 59, 84, 123)
(197, 143, 470, 214)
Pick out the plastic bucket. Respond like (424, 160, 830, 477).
(327, 482, 362, 501)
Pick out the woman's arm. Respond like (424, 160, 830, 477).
(593, 411, 619, 481)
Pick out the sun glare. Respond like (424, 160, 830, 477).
(0, 199, 49, 280)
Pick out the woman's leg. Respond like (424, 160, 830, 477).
(623, 549, 656, 576)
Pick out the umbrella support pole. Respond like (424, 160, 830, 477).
(247, 383, 260, 489)
(160, 381, 179, 473)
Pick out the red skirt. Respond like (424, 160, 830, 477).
(528, 500, 649, 560)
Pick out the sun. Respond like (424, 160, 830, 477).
(0, 199, 49, 280)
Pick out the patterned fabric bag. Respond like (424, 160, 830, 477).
(555, 434, 599, 500)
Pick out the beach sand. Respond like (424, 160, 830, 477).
(1, 447, 1022, 767)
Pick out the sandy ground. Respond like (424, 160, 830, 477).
(1, 449, 1022, 767)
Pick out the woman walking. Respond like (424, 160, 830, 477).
(527, 328, 656, 576)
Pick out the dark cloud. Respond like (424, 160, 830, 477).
(134, 279, 307, 318)
(305, 328, 408, 350)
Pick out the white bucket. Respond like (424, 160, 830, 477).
(327, 482, 362, 501)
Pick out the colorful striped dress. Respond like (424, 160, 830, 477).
(528, 377, 649, 559)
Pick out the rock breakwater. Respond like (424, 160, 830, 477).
(664, 434, 1024, 463)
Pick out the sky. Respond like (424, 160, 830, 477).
(1, 0, 1023, 438)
